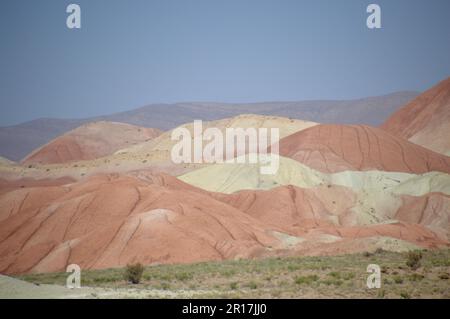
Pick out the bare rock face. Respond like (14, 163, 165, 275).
(22, 122, 161, 165)
(382, 77, 450, 155)
(279, 124, 450, 174)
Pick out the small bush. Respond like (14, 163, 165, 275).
(321, 279, 343, 286)
(406, 251, 422, 270)
(230, 282, 238, 290)
(393, 276, 403, 284)
(342, 272, 355, 280)
(124, 263, 144, 284)
(400, 291, 411, 299)
(295, 275, 319, 285)
(287, 264, 301, 271)
(328, 271, 341, 279)
(438, 273, 449, 280)
(247, 281, 258, 289)
(409, 273, 424, 282)
(93, 276, 117, 283)
(221, 270, 237, 277)
(160, 282, 171, 290)
(175, 272, 193, 281)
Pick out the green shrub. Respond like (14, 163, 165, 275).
(400, 291, 411, 299)
(393, 275, 403, 284)
(295, 275, 319, 285)
(342, 272, 355, 280)
(438, 273, 449, 280)
(124, 263, 144, 284)
(409, 273, 424, 282)
(160, 282, 171, 290)
(287, 264, 301, 271)
(93, 276, 117, 283)
(247, 281, 258, 289)
(328, 271, 340, 279)
(321, 279, 343, 286)
(406, 251, 422, 270)
(175, 272, 193, 281)
(230, 282, 238, 290)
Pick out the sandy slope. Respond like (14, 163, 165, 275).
(382, 77, 450, 155)
(0, 274, 98, 299)
(0, 114, 316, 182)
(0, 274, 205, 299)
(22, 121, 162, 165)
(115, 114, 318, 156)
(0, 157, 14, 166)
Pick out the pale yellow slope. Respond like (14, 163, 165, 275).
(0, 114, 317, 181)
(179, 155, 450, 227)
(0, 157, 14, 166)
(116, 114, 317, 155)
(180, 155, 450, 196)
(179, 156, 326, 193)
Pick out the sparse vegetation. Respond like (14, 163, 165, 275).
(438, 273, 449, 280)
(294, 275, 318, 285)
(175, 272, 193, 281)
(16, 249, 450, 299)
(400, 291, 411, 299)
(393, 275, 404, 284)
(409, 273, 424, 282)
(247, 281, 258, 289)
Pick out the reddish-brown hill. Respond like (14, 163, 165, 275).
(0, 173, 447, 275)
(278, 124, 450, 174)
(0, 173, 277, 274)
(382, 77, 450, 155)
(22, 122, 161, 165)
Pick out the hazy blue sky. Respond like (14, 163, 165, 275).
(1, 0, 449, 126)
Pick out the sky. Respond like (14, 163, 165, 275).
(0, 0, 449, 126)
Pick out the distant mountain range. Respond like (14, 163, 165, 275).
(0, 91, 417, 161)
